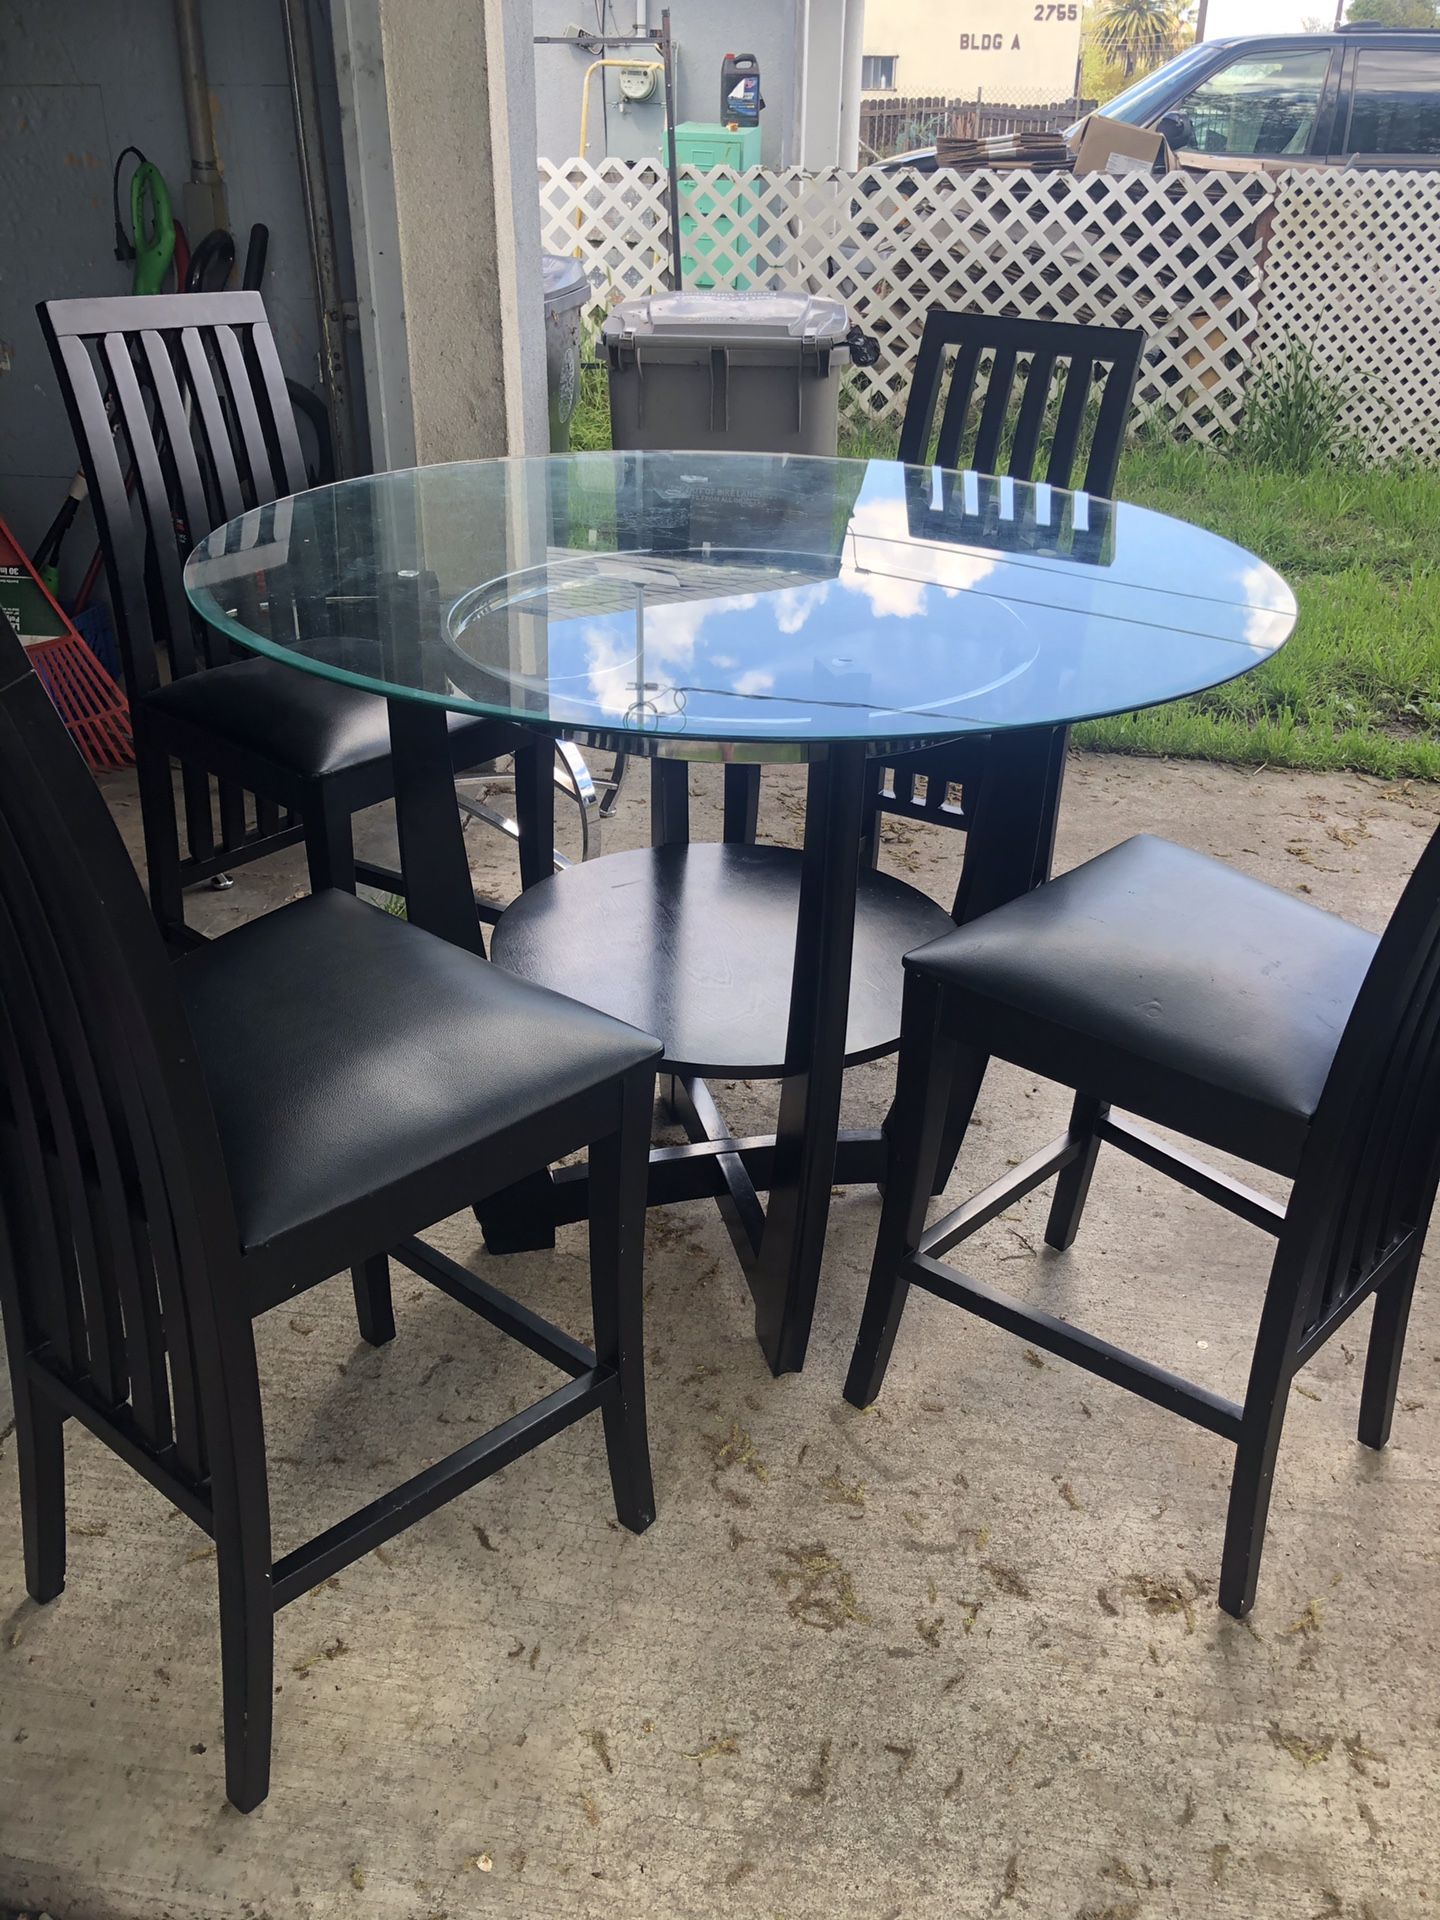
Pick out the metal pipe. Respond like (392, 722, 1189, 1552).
(173, 0, 227, 222)
(579, 57, 665, 158)
(837, 0, 865, 169)
(661, 9, 682, 291)
(279, 0, 359, 478)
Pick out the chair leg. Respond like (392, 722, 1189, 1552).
(135, 736, 187, 937)
(845, 975, 957, 1407)
(215, 1524, 274, 1813)
(599, 750, 628, 820)
(302, 789, 356, 894)
(350, 1254, 396, 1347)
(1044, 1094, 1109, 1252)
(587, 1066, 657, 1535)
(1358, 1247, 1422, 1451)
(722, 763, 761, 845)
(858, 768, 883, 871)
(928, 1045, 989, 1198)
(1218, 1385, 1289, 1619)
(15, 1389, 66, 1604)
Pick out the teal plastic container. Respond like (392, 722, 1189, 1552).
(671, 122, 763, 290)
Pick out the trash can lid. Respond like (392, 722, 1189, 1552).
(542, 253, 591, 312)
(602, 290, 850, 345)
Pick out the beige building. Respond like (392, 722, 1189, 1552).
(862, 0, 1084, 104)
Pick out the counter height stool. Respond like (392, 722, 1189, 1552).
(848, 832, 1439, 1615)
(0, 619, 661, 1809)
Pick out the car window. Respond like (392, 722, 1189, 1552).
(1098, 44, 1215, 126)
(1170, 47, 1332, 156)
(1345, 49, 1440, 156)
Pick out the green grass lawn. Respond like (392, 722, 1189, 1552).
(1087, 441, 1440, 781)
(568, 364, 1440, 779)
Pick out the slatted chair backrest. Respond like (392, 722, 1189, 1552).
(1279, 818, 1440, 1350)
(896, 311, 1146, 498)
(38, 292, 307, 703)
(0, 617, 244, 1498)
(864, 312, 1147, 864)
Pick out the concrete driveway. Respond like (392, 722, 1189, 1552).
(2, 752, 1436, 1919)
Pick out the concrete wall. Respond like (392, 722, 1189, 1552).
(862, 0, 1083, 104)
(0, 0, 345, 593)
(368, 0, 547, 464)
(533, 0, 799, 167)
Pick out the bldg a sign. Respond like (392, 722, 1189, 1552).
(862, 0, 1083, 105)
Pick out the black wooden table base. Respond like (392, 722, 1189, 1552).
(390, 701, 1068, 1378)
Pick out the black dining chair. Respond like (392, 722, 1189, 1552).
(38, 292, 587, 946)
(0, 615, 662, 1810)
(858, 308, 1147, 863)
(846, 831, 1439, 1617)
(671, 310, 1146, 865)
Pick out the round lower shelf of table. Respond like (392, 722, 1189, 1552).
(491, 842, 955, 1078)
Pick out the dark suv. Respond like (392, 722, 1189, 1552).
(1100, 25, 1440, 166)
(884, 26, 1440, 169)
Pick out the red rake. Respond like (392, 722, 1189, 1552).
(0, 514, 133, 772)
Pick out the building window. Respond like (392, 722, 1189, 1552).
(862, 55, 898, 92)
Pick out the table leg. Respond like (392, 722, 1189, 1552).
(651, 758, 690, 847)
(750, 741, 869, 1376)
(951, 724, 1069, 925)
(513, 736, 557, 891)
(387, 698, 486, 956)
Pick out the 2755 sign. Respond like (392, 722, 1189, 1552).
(960, 2, 1078, 50)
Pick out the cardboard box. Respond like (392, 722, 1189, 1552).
(1173, 148, 1288, 178)
(1069, 113, 1172, 179)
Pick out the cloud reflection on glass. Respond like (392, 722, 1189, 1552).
(183, 452, 1297, 748)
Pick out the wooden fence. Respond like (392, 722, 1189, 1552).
(858, 94, 1085, 159)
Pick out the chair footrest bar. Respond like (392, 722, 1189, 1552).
(29, 1357, 215, 1530)
(394, 1236, 597, 1377)
(903, 1252, 1245, 1442)
(353, 860, 508, 927)
(180, 826, 305, 886)
(162, 921, 212, 955)
(270, 1368, 612, 1609)
(1098, 1114, 1286, 1235)
(918, 1131, 1080, 1260)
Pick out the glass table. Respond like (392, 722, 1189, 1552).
(186, 451, 1296, 1375)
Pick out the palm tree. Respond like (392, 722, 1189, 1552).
(1094, 0, 1191, 77)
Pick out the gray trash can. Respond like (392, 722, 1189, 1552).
(543, 253, 591, 451)
(602, 291, 858, 455)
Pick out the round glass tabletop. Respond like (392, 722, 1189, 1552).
(184, 451, 1295, 750)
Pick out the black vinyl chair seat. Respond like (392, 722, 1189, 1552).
(492, 841, 955, 1078)
(177, 889, 660, 1252)
(905, 835, 1377, 1177)
(146, 656, 498, 783)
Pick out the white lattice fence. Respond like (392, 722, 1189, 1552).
(540, 158, 674, 309)
(757, 165, 1274, 440)
(1257, 169, 1440, 463)
(540, 157, 1439, 456)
